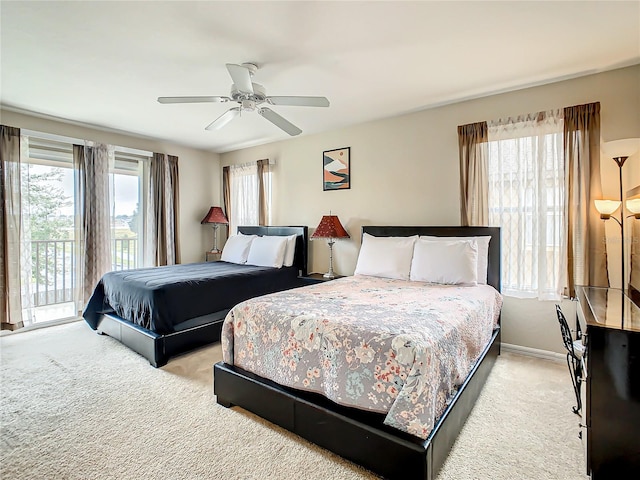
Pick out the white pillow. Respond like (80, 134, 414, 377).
(282, 234, 298, 267)
(410, 238, 478, 285)
(354, 234, 418, 280)
(421, 235, 490, 284)
(221, 234, 257, 264)
(246, 235, 289, 268)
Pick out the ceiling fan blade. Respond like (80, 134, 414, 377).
(157, 96, 230, 104)
(205, 107, 241, 131)
(226, 63, 254, 94)
(258, 108, 302, 136)
(267, 96, 330, 107)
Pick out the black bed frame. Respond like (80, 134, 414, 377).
(214, 226, 501, 480)
(92, 225, 308, 368)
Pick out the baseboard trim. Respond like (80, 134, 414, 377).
(0, 316, 82, 336)
(502, 343, 564, 363)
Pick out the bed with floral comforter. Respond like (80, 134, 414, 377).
(221, 275, 502, 440)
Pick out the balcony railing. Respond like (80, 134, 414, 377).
(32, 239, 75, 307)
(112, 238, 138, 271)
(30, 238, 138, 307)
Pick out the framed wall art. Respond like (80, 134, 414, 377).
(323, 147, 350, 191)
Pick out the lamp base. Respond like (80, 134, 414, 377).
(209, 223, 221, 253)
(324, 239, 337, 280)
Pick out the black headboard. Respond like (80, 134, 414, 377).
(362, 226, 501, 292)
(238, 226, 309, 276)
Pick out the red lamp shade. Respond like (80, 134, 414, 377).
(311, 215, 349, 239)
(201, 206, 228, 225)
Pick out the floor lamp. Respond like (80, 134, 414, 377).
(595, 138, 640, 289)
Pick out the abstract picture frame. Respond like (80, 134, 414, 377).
(323, 147, 350, 191)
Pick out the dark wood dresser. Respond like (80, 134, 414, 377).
(576, 286, 640, 480)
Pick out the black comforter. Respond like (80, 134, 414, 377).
(83, 261, 300, 334)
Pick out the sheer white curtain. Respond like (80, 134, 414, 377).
(18, 135, 34, 325)
(488, 110, 567, 300)
(229, 162, 259, 234)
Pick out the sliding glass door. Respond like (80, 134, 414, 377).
(24, 138, 75, 323)
(22, 136, 148, 326)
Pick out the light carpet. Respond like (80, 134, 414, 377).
(0, 321, 588, 480)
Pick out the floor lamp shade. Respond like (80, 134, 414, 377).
(311, 215, 349, 279)
(201, 207, 228, 253)
(627, 199, 640, 219)
(594, 200, 621, 219)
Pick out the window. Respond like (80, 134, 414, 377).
(487, 111, 567, 300)
(110, 151, 148, 270)
(229, 162, 272, 233)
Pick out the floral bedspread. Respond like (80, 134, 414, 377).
(221, 275, 502, 439)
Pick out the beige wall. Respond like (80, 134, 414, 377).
(0, 109, 220, 264)
(221, 65, 640, 354)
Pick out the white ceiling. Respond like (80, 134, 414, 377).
(1, 1, 639, 154)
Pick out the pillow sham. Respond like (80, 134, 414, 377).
(421, 235, 490, 284)
(282, 234, 298, 267)
(410, 238, 478, 285)
(246, 235, 289, 268)
(221, 234, 257, 264)
(354, 234, 418, 280)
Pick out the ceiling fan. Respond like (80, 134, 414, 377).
(157, 63, 330, 136)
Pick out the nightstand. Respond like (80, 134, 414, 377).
(205, 251, 222, 262)
(299, 272, 345, 285)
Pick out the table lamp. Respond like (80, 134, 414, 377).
(201, 206, 229, 253)
(311, 214, 349, 279)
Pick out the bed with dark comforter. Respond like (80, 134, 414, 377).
(84, 262, 301, 334)
(83, 225, 308, 367)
